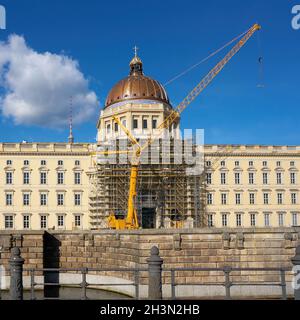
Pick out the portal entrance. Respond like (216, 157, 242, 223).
(141, 208, 156, 229)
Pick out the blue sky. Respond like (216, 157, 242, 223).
(0, 0, 299, 145)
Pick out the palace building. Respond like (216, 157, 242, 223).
(0, 53, 299, 231)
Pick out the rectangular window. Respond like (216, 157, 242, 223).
(249, 193, 255, 205)
(41, 160, 46, 166)
(206, 173, 212, 185)
(235, 193, 241, 205)
(222, 214, 228, 227)
(264, 213, 270, 227)
(5, 216, 13, 229)
(236, 214, 242, 227)
(276, 161, 281, 167)
(40, 215, 47, 229)
(6, 160, 12, 165)
(23, 215, 30, 229)
(58, 160, 63, 166)
(291, 173, 296, 184)
(292, 213, 298, 226)
(23, 193, 30, 206)
(57, 215, 64, 227)
(291, 193, 297, 204)
(57, 193, 64, 206)
(249, 173, 254, 184)
(263, 173, 268, 184)
(6, 172, 13, 184)
(221, 161, 225, 167)
(207, 193, 213, 205)
(74, 193, 81, 206)
(114, 122, 118, 132)
(40, 193, 47, 206)
(75, 215, 81, 227)
(235, 173, 240, 184)
(290, 161, 295, 167)
(121, 118, 126, 128)
(235, 161, 240, 167)
(57, 172, 64, 184)
(276, 172, 282, 184)
(207, 214, 213, 227)
(221, 193, 227, 205)
(263, 161, 267, 167)
(133, 118, 138, 129)
(24, 160, 29, 166)
(250, 214, 256, 227)
(142, 118, 148, 129)
(74, 172, 81, 185)
(221, 173, 226, 185)
(277, 193, 283, 205)
(23, 172, 30, 184)
(106, 124, 111, 135)
(206, 161, 211, 167)
(263, 193, 269, 205)
(40, 172, 47, 184)
(249, 161, 254, 166)
(152, 118, 157, 129)
(6, 193, 13, 206)
(278, 213, 284, 227)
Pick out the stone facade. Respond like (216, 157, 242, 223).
(0, 143, 93, 230)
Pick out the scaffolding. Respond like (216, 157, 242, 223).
(88, 138, 204, 229)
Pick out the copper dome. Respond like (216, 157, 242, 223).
(104, 54, 170, 108)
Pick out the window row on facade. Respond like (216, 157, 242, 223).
(206, 160, 297, 168)
(5, 159, 81, 166)
(207, 191, 298, 205)
(206, 172, 297, 185)
(105, 115, 159, 134)
(207, 211, 300, 228)
(3, 213, 82, 230)
(4, 171, 81, 185)
(4, 192, 83, 206)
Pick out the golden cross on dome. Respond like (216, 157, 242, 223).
(133, 45, 139, 57)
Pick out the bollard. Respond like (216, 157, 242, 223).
(147, 246, 163, 300)
(291, 245, 300, 300)
(9, 247, 24, 300)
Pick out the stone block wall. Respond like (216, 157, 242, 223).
(43, 228, 300, 286)
(0, 231, 44, 275)
(0, 228, 299, 296)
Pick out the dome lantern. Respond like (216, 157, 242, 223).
(104, 48, 170, 108)
(129, 45, 143, 76)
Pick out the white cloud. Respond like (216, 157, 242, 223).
(0, 34, 98, 128)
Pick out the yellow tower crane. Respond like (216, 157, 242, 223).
(105, 23, 261, 229)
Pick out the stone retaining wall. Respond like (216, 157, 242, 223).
(0, 228, 299, 297)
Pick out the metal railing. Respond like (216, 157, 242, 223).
(4, 244, 300, 300)
(167, 266, 291, 300)
(25, 267, 147, 300)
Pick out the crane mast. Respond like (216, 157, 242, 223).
(107, 23, 261, 229)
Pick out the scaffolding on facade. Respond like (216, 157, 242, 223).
(88, 138, 205, 229)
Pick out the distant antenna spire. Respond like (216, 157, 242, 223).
(68, 96, 74, 144)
